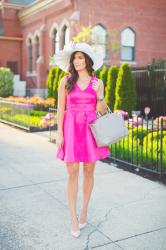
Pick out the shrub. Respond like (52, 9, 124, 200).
(105, 65, 119, 110)
(0, 67, 13, 97)
(114, 63, 136, 115)
(94, 69, 100, 78)
(47, 66, 57, 97)
(99, 65, 108, 89)
(47, 66, 66, 106)
(142, 131, 166, 167)
(109, 129, 166, 169)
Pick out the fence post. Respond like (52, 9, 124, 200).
(49, 106, 51, 142)
(27, 107, 30, 131)
(159, 118, 163, 180)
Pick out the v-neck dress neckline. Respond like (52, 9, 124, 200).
(76, 76, 92, 91)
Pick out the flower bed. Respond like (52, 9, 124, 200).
(3, 96, 55, 111)
(0, 98, 56, 131)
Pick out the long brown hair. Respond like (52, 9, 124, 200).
(65, 51, 94, 93)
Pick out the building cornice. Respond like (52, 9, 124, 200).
(18, 0, 68, 21)
(0, 36, 23, 41)
(0, 2, 28, 10)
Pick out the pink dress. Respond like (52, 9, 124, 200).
(56, 76, 110, 162)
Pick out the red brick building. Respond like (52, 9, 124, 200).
(0, 0, 166, 97)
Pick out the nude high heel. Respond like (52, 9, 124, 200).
(79, 221, 87, 229)
(78, 211, 87, 229)
(70, 215, 81, 238)
(70, 229, 81, 238)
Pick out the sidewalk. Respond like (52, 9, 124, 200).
(0, 122, 166, 250)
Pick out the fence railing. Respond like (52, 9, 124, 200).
(49, 106, 166, 179)
(49, 107, 57, 143)
(0, 99, 33, 130)
(132, 67, 166, 117)
(109, 116, 165, 179)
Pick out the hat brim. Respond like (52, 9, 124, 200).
(50, 44, 103, 72)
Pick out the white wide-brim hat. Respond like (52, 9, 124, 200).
(50, 42, 104, 72)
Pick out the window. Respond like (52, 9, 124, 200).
(35, 36, 40, 61)
(28, 38, 33, 72)
(0, 14, 4, 36)
(91, 24, 107, 59)
(61, 25, 69, 49)
(121, 28, 135, 61)
(52, 28, 59, 54)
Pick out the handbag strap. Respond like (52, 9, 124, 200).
(96, 105, 112, 118)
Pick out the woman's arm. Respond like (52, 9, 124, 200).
(56, 76, 67, 147)
(96, 79, 108, 115)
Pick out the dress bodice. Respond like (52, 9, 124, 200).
(66, 76, 97, 112)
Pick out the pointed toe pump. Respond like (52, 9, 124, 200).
(70, 229, 81, 238)
(79, 222, 87, 229)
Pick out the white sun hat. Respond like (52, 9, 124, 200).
(50, 41, 104, 72)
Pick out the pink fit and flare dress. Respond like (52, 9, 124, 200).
(56, 76, 110, 162)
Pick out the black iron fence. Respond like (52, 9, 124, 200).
(49, 107, 57, 143)
(0, 99, 32, 130)
(132, 66, 166, 118)
(0, 99, 49, 132)
(49, 107, 166, 179)
(109, 116, 166, 179)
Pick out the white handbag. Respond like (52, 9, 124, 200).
(89, 106, 129, 147)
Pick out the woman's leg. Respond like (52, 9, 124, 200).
(66, 162, 80, 231)
(79, 162, 96, 224)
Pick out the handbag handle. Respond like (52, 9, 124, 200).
(96, 105, 112, 118)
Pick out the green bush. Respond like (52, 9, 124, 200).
(131, 127, 148, 145)
(47, 66, 66, 106)
(114, 63, 136, 115)
(29, 110, 47, 117)
(109, 129, 166, 170)
(94, 69, 100, 78)
(0, 67, 13, 97)
(110, 130, 139, 161)
(105, 65, 119, 111)
(142, 131, 166, 167)
(47, 66, 57, 97)
(99, 65, 108, 90)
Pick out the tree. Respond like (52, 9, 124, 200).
(72, 25, 120, 54)
(114, 63, 136, 115)
(99, 65, 108, 90)
(47, 66, 57, 97)
(105, 65, 119, 110)
(94, 69, 100, 78)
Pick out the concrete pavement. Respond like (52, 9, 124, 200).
(0, 122, 166, 250)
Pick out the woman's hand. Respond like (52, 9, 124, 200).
(92, 78, 103, 99)
(56, 131, 64, 148)
(92, 78, 108, 115)
(92, 78, 100, 94)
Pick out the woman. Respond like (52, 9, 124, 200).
(54, 42, 110, 237)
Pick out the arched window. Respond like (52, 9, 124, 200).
(61, 25, 69, 49)
(28, 38, 33, 72)
(35, 36, 40, 61)
(0, 16, 4, 36)
(52, 28, 59, 54)
(121, 28, 135, 61)
(91, 24, 107, 59)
